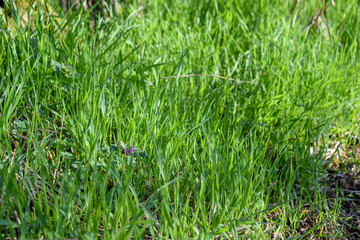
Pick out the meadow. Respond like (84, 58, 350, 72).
(0, 0, 359, 239)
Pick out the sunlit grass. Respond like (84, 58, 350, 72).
(0, 0, 359, 238)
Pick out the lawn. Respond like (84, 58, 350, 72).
(0, 0, 359, 239)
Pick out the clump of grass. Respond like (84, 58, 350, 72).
(0, 0, 359, 238)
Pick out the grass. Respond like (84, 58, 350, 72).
(0, 0, 359, 239)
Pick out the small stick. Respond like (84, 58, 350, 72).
(9, 132, 28, 140)
(263, 180, 280, 192)
(289, 0, 299, 15)
(8, 125, 67, 140)
(339, 13, 346, 35)
(337, 13, 346, 48)
(161, 74, 258, 84)
(11, 127, 67, 134)
(303, 1, 335, 32)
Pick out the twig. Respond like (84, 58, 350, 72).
(302, 1, 335, 32)
(337, 13, 346, 48)
(339, 189, 360, 194)
(264, 180, 280, 192)
(8, 126, 67, 141)
(289, 0, 299, 16)
(10, 126, 67, 134)
(161, 74, 258, 84)
(13, 210, 21, 225)
(321, 0, 326, 16)
(339, 13, 346, 36)
(9, 131, 28, 140)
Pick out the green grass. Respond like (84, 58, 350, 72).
(1, 0, 359, 239)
